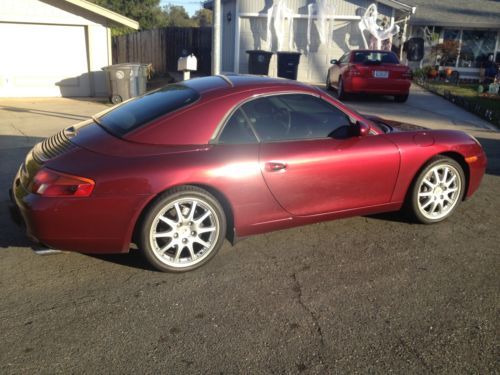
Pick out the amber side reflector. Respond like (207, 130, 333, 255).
(465, 156, 478, 164)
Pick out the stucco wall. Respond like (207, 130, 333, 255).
(0, 0, 112, 97)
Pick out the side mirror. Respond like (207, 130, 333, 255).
(356, 121, 371, 137)
(330, 59, 339, 65)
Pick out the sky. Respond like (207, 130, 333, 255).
(160, 1, 204, 16)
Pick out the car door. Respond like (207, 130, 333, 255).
(332, 52, 351, 87)
(240, 93, 400, 217)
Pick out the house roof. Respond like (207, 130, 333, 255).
(62, 0, 139, 29)
(403, 0, 500, 28)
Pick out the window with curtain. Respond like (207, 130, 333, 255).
(459, 30, 497, 68)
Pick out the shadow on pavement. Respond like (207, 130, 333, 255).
(0, 105, 90, 121)
(90, 250, 158, 272)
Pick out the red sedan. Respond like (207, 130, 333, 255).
(326, 50, 412, 102)
(11, 75, 486, 272)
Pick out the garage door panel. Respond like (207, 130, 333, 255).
(0, 23, 90, 97)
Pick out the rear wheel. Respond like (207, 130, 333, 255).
(325, 74, 332, 91)
(394, 94, 409, 103)
(408, 156, 465, 224)
(138, 186, 226, 272)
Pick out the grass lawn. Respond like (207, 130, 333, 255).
(424, 82, 500, 112)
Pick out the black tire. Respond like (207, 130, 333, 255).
(337, 77, 347, 100)
(407, 156, 465, 224)
(326, 74, 332, 91)
(138, 186, 227, 272)
(394, 94, 409, 103)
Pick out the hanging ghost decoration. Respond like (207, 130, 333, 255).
(267, 0, 294, 51)
(307, 0, 335, 53)
(358, 4, 399, 50)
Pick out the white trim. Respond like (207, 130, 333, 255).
(106, 27, 112, 65)
(457, 29, 463, 68)
(494, 30, 500, 61)
(238, 12, 360, 21)
(378, 0, 415, 13)
(234, 0, 240, 73)
(62, 0, 139, 29)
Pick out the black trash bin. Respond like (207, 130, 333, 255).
(246, 50, 273, 75)
(277, 52, 301, 80)
(102, 63, 149, 104)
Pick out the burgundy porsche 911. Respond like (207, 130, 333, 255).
(11, 75, 486, 272)
(326, 49, 412, 102)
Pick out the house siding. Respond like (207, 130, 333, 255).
(235, 0, 389, 83)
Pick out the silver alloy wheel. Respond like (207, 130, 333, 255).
(417, 163, 462, 220)
(149, 197, 220, 269)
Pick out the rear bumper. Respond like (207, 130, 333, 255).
(345, 77, 411, 95)
(11, 166, 149, 254)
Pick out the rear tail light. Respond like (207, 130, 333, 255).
(402, 69, 412, 79)
(31, 168, 95, 197)
(348, 64, 361, 76)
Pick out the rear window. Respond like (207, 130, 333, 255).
(96, 84, 199, 137)
(353, 51, 399, 65)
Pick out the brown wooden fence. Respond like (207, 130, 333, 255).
(112, 27, 212, 76)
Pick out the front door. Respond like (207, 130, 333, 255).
(240, 93, 400, 216)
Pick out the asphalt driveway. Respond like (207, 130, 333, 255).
(0, 86, 498, 373)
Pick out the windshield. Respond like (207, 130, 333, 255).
(353, 51, 399, 65)
(96, 84, 200, 137)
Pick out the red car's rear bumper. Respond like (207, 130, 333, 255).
(345, 77, 411, 95)
(11, 168, 149, 254)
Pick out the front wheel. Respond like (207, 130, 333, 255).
(408, 156, 465, 224)
(138, 186, 227, 272)
(337, 77, 346, 100)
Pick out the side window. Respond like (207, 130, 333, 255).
(218, 109, 258, 144)
(339, 53, 350, 64)
(242, 94, 353, 142)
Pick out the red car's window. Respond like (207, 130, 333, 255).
(353, 51, 399, 64)
(218, 109, 258, 144)
(241, 94, 353, 142)
(96, 84, 199, 137)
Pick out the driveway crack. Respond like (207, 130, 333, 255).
(291, 272, 327, 368)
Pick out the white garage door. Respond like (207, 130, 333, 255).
(0, 23, 90, 97)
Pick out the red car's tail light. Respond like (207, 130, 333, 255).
(31, 168, 95, 197)
(348, 64, 361, 76)
(402, 69, 412, 79)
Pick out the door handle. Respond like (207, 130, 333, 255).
(265, 161, 287, 172)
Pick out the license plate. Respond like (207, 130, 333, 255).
(374, 71, 389, 78)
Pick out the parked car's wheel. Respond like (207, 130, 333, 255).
(111, 95, 122, 104)
(394, 94, 409, 103)
(408, 156, 465, 224)
(337, 77, 346, 100)
(326, 74, 332, 91)
(139, 186, 227, 272)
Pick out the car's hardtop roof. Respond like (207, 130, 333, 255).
(181, 74, 315, 96)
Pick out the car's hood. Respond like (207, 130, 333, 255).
(364, 115, 429, 132)
(63, 119, 207, 157)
